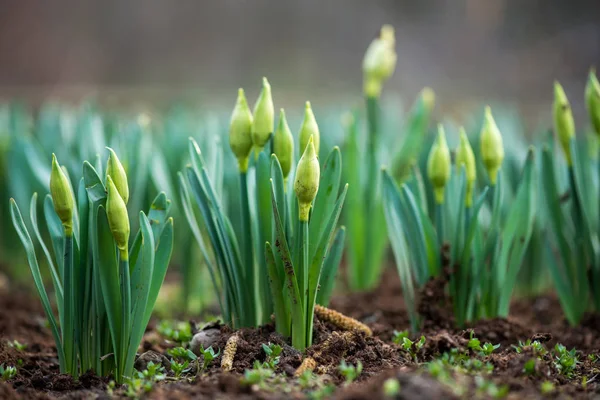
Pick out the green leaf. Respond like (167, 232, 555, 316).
(316, 227, 345, 306)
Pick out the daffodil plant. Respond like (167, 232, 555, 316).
(541, 75, 600, 325)
(383, 110, 537, 330)
(180, 80, 346, 338)
(345, 25, 435, 291)
(10, 150, 173, 383)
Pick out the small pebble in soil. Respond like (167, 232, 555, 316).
(190, 328, 221, 355)
(135, 350, 170, 371)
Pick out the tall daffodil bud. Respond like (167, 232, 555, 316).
(455, 128, 476, 207)
(480, 106, 505, 184)
(299, 101, 320, 156)
(553, 81, 576, 165)
(106, 175, 130, 260)
(229, 88, 254, 172)
(251, 77, 274, 153)
(50, 154, 74, 236)
(585, 69, 600, 137)
(362, 24, 397, 98)
(274, 109, 294, 179)
(427, 125, 451, 204)
(294, 136, 320, 222)
(106, 147, 129, 205)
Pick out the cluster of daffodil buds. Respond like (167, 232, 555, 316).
(455, 128, 476, 207)
(294, 136, 320, 221)
(553, 81, 576, 165)
(105, 148, 130, 260)
(362, 24, 397, 98)
(480, 106, 505, 185)
(50, 154, 75, 236)
(585, 69, 600, 137)
(427, 125, 451, 204)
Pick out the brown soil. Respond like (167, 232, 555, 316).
(0, 268, 599, 399)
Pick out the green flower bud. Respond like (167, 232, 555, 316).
(585, 69, 600, 137)
(251, 77, 274, 151)
(480, 106, 505, 184)
(362, 25, 397, 98)
(294, 136, 320, 221)
(427, 125, 451, 204)
(229, 88, 254, 172)
(49, 154, 74, 236)
(299, 101, 320, 156)
(455, 128, 476, 207)
(106, 147, 129, 205)
(106, 175, 130, 259)
(273, 108, 294, 179)
(553, 81, 576, 165)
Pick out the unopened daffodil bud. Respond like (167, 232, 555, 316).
(273, 109, 294, 179)
(553, 81, 576, 165)
(106, 147, 129, 205)
(455, 128, 476, 207)
(427, 125, 451, 204)
(480, 106, 505, 184)
(50, 154, 74, 236)
(294, 136, 320, 222)
(251, 77, 274, 153)
(419, 87, 436, 114)
(106, 175, 130, 260)
(585, 69, 600, 137)
(362, 24, 397, 98)
(299, 101, 320, 156)
(229, 88, 253, 172)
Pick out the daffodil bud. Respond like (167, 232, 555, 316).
(106, 147, 129, 205)
(251, 77, 274, 151)
(273, 109, 294, 179)
(480, 106, 505, 184)
(299, 101, 320, 156)
(229, 88, 253, 172)
(106, 175, 130, 259)
(455, 128, 476, 207)
(294, 136, 320, 222)
(553, 81, 576, 165)
(585, 69, 600, 137)
(50, 154, 74, 236)
(362, 24, 397, 98)
(427, 125, 451, 204)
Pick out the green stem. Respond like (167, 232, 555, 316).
(300, 220, 311, 346)
(63, 234, 76, 376)
(435, 202, 444, 248)
(119, 255, 130, 378)
(239, 171, 255, 326)
(363, 95, 380, 288)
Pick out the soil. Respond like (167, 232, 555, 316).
(0, 268, 599, 399)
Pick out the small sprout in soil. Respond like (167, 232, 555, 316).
(512, 339, 547, 357)
(540, 380, 555, 395)
(523, 358, 537, 375)
(198, 346, 220, 371)
(298, 370, 318, 389)
(392, 329, 409, 345)
(400, 335, 426, 362)
(242, 360, 274, 388)
(474, 376, 509, 399)
(157, 320, 193, 343)
(0, 364, 17, 381)
(308, 384, 336, 400)
(588, 353, 597, 363)
(553, 344, 579, 378)
(339, 359, 363, 384)
(467, 332, 500, 356)
(383, 377, 401, 396)
(123, 362, 166, 398)
(261, 342, 283, 370)
(166, 346, 197, 362)
(8, 340, 26, 351)
(170, 360, 191, 378)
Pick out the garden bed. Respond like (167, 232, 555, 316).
(0, 269, 598, 399)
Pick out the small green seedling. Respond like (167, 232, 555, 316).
(523, 358, 536, 375)
(467, 332, 500, 356)
(540, 381, 554, 394)
(261, 343, 283, 370)
(242, 360, 274, 388)
(512, 339, 547, 357)
(339, 359, 363, 384)
(8, 340, 27, 351)
(0, 364, 17, 381)
(383, 378, 401, 396)
(392, 330, 409, 345)
(474, 376, 509, 398)
(170, 360, 190, 378)
(199, 346, 220, 371)
(400, 335, 426, 362)
(553, 344, 578, 377)
(123, 362, 166, 398)
(157, 321, 193, 344)
(166, 346, 197, 361)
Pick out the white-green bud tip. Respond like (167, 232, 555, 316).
(299, 101, 320, 156)
(553, 81, 576, 165)
(480, 106, 505, 184)
(274, 108, 294, 179)
(251, 77, 274, 149)
(455, 128, 476, 206)
(585, 68, 600, 138)
(427, 124, 451, 204)
(106, 147, 129, 205)
(106, 175, 130, 259)
(49, 154, 74, 236)
(362, 24, 397, 98)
